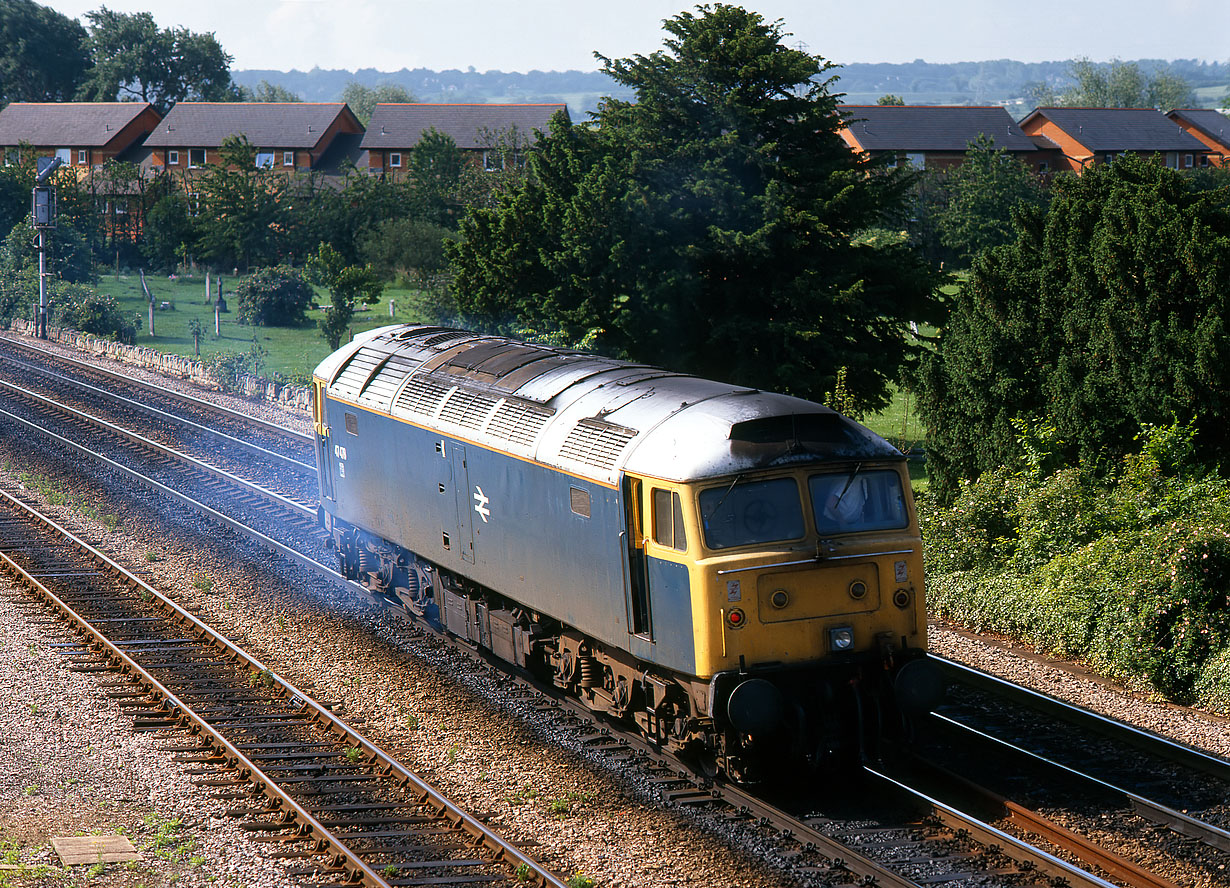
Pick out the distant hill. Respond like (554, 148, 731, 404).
(233, 58, 1230, 117)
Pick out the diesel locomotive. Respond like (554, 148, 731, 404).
(312, 324, 940, 780)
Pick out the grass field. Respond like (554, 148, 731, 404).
(95, 273, 436, 381)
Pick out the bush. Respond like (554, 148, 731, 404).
(234, 265, 314, 326)
(923, 420, 1230, 711)
(358, 217, 455, 279)
(51, 283, 135, 343)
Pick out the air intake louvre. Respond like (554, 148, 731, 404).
(331, 347, 385, 400)
(558, 419, 637, 471)
(361, 354, 416, 406)
(423, 330, 475, 348)
(438, 387, 499, 431)
(395, 375, 453, 417)
(486, 399, 553, 448)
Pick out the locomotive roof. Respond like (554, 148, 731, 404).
(314, 325, 900, 486)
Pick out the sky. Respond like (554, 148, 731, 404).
(41, 0, 1230, 73)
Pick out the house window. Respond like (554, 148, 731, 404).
(4, 148, 18, 166)
(389, 152, 402, 168)
(1201, 155, 1212, 167)
(1037, 160, 1049, 173)
(113, 199, 128, 215)
(283, 151, 294, 166)
(188, 148, 206, 167)
(904, 152, 926, 169)
(186, 191, 200, 216)
(1165, 152, 1179, 169)
(1105, 153, 1116, 163)
(482, 150, 500, 172)
(55, 148, 71, 164)
(255, 152, 275, 169)
(77, 149, 86, 164)
(1185, 154, 1194, 168)
(168, 150, 179, 165)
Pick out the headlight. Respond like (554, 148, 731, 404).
(828, 626, 854, 651)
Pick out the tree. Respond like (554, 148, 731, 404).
(915, 154, 1230, 495)
(194, 135, 286, 271)
(141, 192, 196, 271)
(449, 4, 939, 410)
(935, 135, 1049, 264)
(239, 80, 302, 102)
(78, 8, 236, 111)
(307, 243, 384, 350)
(407, 128, 464, 225)
(187, 318, 203, 356)
(877, 94, 905, 105)
(0, 0, 91, 103)
(1052, 59, 1193, 110)
(234, 266, 314, 327)
(341, 82, 416, 126)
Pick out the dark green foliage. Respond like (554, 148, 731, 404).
(239, 80, 301, 102)
(3, 217, 95, 285)
(1030, 58, 1193, 110)
(934, 135, 1049, 264)
(0, 0, 90, 103)
(77, 8, 236, 111)
(407, 129, 465, 226)
(142, 193, 197, 271)
(234, 266, 314, 327)
(877, 94, 905, 105)
(916, 155, 1230, 494)
(194, 136, 286, 271)
(307, 244, 384, 350)
(359, 218, 455, 280)
(449, 4, 939, 410)
(922, 422, 1230, 708)
(51, 283, 136, 343)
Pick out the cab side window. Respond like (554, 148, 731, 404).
(652, 488, 687, 552)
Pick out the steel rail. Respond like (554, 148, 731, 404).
(0, 406, 343, 593)
(0, 378, 315, 519)
(0, 353, 314, 475)
(931, 711, 1230, 853)
(0, 485, 567, 888)
(863, 766, 1122, 888)
(0, 333, 313, 445)
(931, 655, 1230, 782)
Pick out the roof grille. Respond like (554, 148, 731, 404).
(331, 347, 386, 401)
(423, 330, 475, 348)
(361, 354, 417, 406)
(438, 387, 499, 431)
(486, 399, 553, 448)
(558, 419, 637, 471)
(395, 375, 453, 417)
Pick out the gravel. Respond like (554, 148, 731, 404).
(2, 328, 1229, 887)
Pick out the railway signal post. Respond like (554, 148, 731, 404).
(32, 157, 63, 340)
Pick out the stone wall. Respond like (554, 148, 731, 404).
(6, 319, 314, 413)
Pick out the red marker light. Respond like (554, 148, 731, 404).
(727, 608, 745, 628)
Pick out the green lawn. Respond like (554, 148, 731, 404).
(96, 273, 432, 380)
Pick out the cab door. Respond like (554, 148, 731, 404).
(624, 476, 652, 638)
(636, 480, 696, 673)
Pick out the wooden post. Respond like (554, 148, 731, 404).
(205, 270, 211, 304)
(140, 269, 153, 337)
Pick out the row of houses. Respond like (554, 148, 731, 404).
(0, 100, 570, 181)
(840, 105, 1230, 172)
(3, 99, 1229, 194)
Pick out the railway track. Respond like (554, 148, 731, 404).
(0, 484, 565, 888)
(0, 333, 313, 464)
(3, 343, 1227, 887)
(7, 344, 1230, 885)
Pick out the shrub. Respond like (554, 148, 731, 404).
(234, 265, 314, 326)
(52, 283, 136, 343)
(923, 420, 1230, 710)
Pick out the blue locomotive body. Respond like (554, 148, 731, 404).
(312, 325, 938, 779)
